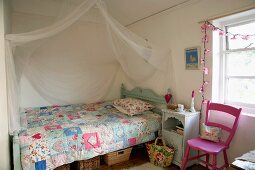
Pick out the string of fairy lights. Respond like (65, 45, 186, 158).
(199, 21, 255, 111)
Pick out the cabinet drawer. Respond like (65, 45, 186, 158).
(163, 130, 183, 164)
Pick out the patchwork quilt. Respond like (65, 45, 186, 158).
(19, 101, 162, 170)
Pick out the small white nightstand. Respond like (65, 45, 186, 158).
(161, 109, 200, 167)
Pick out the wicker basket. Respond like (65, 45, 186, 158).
(167, 104, 178, 110)
(103, 147, 132, 166)
(76, 156, 100, 170)
(54, 164, 70, 170)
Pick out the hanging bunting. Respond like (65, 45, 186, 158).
(199, 21, 255, 111)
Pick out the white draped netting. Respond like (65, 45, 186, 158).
(6, 0, 176, 133)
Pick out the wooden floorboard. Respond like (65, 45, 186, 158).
(97, 146, 205, 170)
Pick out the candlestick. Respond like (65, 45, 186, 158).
(190, 90, 196, 112)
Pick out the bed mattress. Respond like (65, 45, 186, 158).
(19, 101, 162, 170)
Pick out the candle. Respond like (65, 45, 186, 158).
(190, 90, 196, 112)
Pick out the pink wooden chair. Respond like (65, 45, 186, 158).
(181, 101, 242, 170)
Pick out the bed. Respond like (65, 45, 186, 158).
(13, 84, 166, 170)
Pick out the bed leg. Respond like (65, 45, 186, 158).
(13, 131, 22, 170)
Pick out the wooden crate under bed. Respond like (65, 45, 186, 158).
(103, 147, 132, 166)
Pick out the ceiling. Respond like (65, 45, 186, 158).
(105, 0, 189, 26)
(12, 0, 190, 26)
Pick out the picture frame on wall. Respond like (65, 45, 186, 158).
(185, 47, 200, 70)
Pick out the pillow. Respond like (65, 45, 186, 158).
(200, 123, 221, 142)
(113, 98, 154, 116)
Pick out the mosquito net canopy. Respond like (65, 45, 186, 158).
(6, 0, 175, 133)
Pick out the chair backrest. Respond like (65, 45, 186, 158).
(205, 101, 242, 147)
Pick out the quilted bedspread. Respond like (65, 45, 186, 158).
(19, 101, 162, 170)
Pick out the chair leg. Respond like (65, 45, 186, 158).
(206, 153, 210, 170)
(181, 145, 190, 170)
(223, 150, 229, 168)
(212, 154, 217, 170)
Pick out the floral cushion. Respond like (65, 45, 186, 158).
(200, 123, 221, 142)
(113, 98, 154, 116)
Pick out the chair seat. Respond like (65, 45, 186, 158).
(188, 138, 227, 154)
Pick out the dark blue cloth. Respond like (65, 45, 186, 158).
(35, 160, 46, 170)
(154, 131, 158, 138)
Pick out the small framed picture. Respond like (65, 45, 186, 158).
(185, 47, 200, 70)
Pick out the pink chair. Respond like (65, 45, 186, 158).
(181, 101, 242, 170)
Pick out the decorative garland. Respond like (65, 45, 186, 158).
(199, 21, 255, 111)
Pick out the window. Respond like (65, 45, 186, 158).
(213, 10, 255, 113)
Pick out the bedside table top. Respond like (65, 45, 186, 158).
(162, 109, 200, 117)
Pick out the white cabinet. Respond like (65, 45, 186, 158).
(162, 109, 200, 167)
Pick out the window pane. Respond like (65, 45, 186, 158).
(227, 21, 255, 50)
(227, 78, 255, 104)
(226, 50, 255, 76)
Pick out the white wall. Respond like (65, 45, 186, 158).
(128, 0, 255, 165)
(0, 0, 11, 169)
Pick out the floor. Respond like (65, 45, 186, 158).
(97, 146, 205, 170)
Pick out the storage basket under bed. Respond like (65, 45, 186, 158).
(76, 156, 100, 170)
(103, 147, 132, 166)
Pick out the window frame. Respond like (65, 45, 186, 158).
(213, 11, 255, 113)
